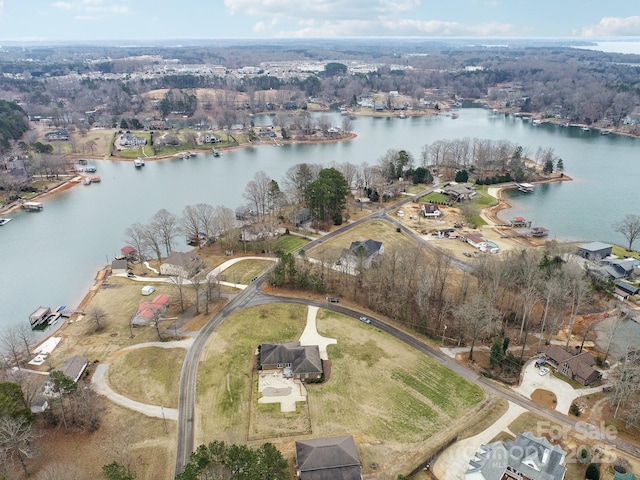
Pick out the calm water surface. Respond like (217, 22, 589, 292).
(1, 108, 639, 334)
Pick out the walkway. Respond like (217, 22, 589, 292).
(433, 401, 527, 480)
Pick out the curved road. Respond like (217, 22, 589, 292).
(173, 188, 640, 475)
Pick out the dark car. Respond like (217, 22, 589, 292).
(126, 272, 135, 278)
(328, 297, 339, 303)
(251, 276, 258, 282)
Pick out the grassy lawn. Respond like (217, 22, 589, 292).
(107, 347, 185, 408)
(196, 303, 483, 449)
(508, 411, 548, 434)
(305, 218, 429, 264)
(471, 187, 499, 208)
(420, 192, 450, 204)
(219, 259, 276, 284)
(274, 234, 309, 253)
(612, 245, 640, 260)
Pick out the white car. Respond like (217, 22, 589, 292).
(538, 366, 550, 376)
(359, 316, 371, 324)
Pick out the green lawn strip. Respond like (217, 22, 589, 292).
(117, 147, 145, 159)
(471, 186, 499, 207)
(612, 245, 640, 260)
(219, 259, 276, 284)
(107, 347, 184, 408)
(274, 235, 309, 253)
(391, 359, 484, 417)
(420, 192, 450, 204)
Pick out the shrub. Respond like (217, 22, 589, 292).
(570, 403, 581, 417)
(585, 463, 600, 480)
(577, 446, 592, 464)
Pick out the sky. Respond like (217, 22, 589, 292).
(0, 0, 639, 42)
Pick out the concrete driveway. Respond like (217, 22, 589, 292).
(298, 305, 337, 360)
(512, 361, 603, 414)
(433, 401, 527, 480)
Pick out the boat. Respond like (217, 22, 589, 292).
(532, 120, 542, 125)
(83, 177, 92, 185)
(516, 183, 535, 193)
(84, 165, 97, 172)
(451, 112, 459, 119)
(88, 175, 101, 183)
(212, 148, 220, 157)
(600, 129, 612, 135)
(581, 125, 591, 131)
(0, 218, 12, 226)
(560, 122, 570, 128)
(134, 157, 145, 167)
(398, 112, 407, 119)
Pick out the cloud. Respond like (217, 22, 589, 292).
(53, 2, 73, 8)
(50, 0, 129, 19)
(581, 16, 640, 37)
(228, 0, 514, 37)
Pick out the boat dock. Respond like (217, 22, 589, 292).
(23, 201, 43, 211)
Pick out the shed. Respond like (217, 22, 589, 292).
(111, 259, 128, 275)
(577, 242, 612, 260)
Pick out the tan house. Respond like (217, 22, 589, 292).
(160, 251, 204, 277)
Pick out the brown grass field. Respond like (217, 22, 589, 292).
(194, 303, 485, 476)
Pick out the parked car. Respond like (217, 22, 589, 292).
(251, 276, 258, 282)
(538, 366, 550, 376)
(463, 252, 472, 257)
(359, 316, 371, 324)
(126, 272, 135, 278)
(141, 285, 155, 296)
(328, 297, 339, 303)
(535, 358, 546, 368)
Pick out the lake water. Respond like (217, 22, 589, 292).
(1, 108, 639, 335)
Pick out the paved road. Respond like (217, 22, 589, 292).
(173, 187, 640, 475)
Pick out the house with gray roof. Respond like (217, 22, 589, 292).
(465, 432, 566, 480)
(60, 355, 89, 383)
(260, 342, 323, 380)
(600, 258, 635, 280)
(577, 242, 612, 260)
(160, 251, 204, 277)
(339, 239, 384, 272)
(295, 435, 362, 480)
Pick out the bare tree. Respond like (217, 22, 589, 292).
(1, 327, 26, 370)
(169, 274, 187, 313)
(151, 208, 178, 256)
(86, 305, 108, 332)
(243, 171, 272, 221)
(181, 205, 201, 247)
(614, 214, 640, 251)
(454, 294, 500, 361)
(0, 416, 41, 478)
(124, 222, 149, 267)
(194, 203, 216, 242)
(564, 264, 592, 350)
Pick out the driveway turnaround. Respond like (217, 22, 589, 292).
(512, 362, 604, 415)
(92, 363, 178, 421)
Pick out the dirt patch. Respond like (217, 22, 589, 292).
(530, 389, 558, 409)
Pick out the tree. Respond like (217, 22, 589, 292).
(124, 222, 148, 267)
(0, 382, 34, 423)
(48, 370, 77, 429)
(86, 305, 108, 332)
(305, 167, 349, 225)
(585, 463, 600, 480)
(455, 169, 469, 182)
(151, 208, 179, 256)
(0, 415, 41, 477)
(454, 294, 500, 361)
(103, 461, 137, 480)
(490, 337, 504, 368)
(614, 214, 640, 251)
